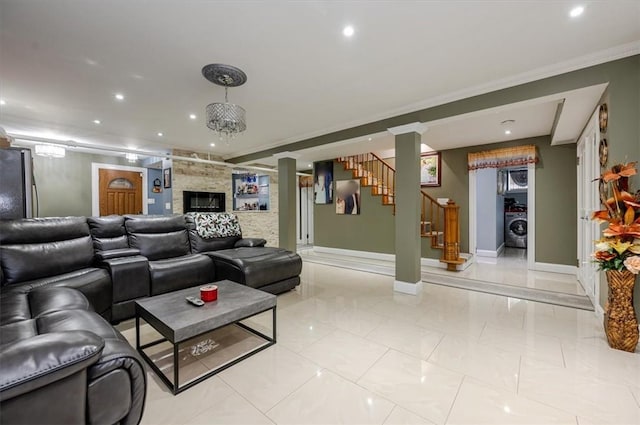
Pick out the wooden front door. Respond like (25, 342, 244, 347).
(99, 169, 143, 216)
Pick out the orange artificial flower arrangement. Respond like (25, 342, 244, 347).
(592, 162, 640, 273)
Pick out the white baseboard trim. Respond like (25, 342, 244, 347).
(595, 304, 605, 321)
(313, 246, 395, 262)
(477, 243, 505, 258)
(421, 257, 444, 268)
(533, 262, 577, 275)
(313, 246, 473, 271)
(394, 280, 423, 295)
(421, 254, 474, 271)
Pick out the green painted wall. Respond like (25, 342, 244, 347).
(315, 136, 577, 266)
(314, 161, 395, 254)
(304, 56, 639, 314)
(32, 150, 130, 217)
(421, 136, 577, 265)
(229, 56, 639, 166)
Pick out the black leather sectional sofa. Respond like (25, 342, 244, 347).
(0, 213, 302, 424)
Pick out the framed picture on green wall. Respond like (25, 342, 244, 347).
(335, 179, 360, 215)
(420, 152, 441, 187)
(314, 160, 333, 204)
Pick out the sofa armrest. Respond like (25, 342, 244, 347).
(98, 256, 150, 306)
(234, 238, 267, 248)
(95, 248, 141, 261)
(0, 331, 104, 401)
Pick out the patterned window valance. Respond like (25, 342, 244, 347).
(468, 145, 538, 170)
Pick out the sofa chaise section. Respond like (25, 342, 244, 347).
(185, 213, 302, 294)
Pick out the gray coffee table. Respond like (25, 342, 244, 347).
(135, 280, 276, 394)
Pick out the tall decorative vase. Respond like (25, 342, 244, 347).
(604, 269, 639, 352)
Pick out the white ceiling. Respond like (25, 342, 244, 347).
(1, 1, 638, 161)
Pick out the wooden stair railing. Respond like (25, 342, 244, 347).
(421, 191, 464, 271)
(339, 153, 395, 206)
(337, 153, 463, 270)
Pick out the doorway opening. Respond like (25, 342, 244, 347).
(473, 165, 530, 269)
(468, 146, 537, 271)
(297, 175, 314, 246)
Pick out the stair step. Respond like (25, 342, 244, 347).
(423, 231, 443, 237)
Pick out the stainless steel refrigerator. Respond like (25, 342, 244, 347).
(0, 147, 33, 218)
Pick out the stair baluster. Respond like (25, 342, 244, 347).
(337, 153, 463, 270)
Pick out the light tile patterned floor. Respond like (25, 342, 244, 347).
(119, 261, 640, 425)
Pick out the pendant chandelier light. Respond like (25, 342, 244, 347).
(202, 64, 247, 144)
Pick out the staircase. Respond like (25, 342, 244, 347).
(337, 153, 464, 271)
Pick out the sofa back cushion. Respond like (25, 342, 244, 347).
(185, 213, 241, 253)
(87, 216, 129, 251)
(0, 217, 95, 285)
(124, 215, 190, 260)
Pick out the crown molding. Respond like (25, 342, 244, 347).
(387, 122, 428, 136)
(272, 151, 300, 159)
(227, 41, 640, 160)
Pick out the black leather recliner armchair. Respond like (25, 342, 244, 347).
(0, 286, 146, 424)
(0, 217, 113, 319)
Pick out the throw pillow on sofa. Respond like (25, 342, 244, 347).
(190, 212, 242, 239)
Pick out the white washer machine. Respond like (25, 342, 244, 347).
(505, 211, 527, 248)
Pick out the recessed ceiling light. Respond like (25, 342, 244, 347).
(114, 93, 125, 101)
(189, 114, 197, 120)
(343, 25, 355, 37)
(368, 137, 372, 141)
(505, 130, 512, 135)
(0, 99, 6, 105)
(569, 6, 584, 17)
(308, 164, 312, 168)
(157, 132, 164, 137)
(93, 119, 101, 124)
(210, 143, 215, 147)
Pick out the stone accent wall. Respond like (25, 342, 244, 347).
(172, 149, 279, 247)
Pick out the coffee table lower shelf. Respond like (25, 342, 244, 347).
(136, 306, 276, 395)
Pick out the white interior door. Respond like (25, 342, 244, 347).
(297, 186, 314, 245)
(306, 187, 314, 244)
(577, 110, 600, 304)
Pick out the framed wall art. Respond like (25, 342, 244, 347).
(335, 179, 360, 215)
(420, 152, 441, 187)
(314, 160, 334, 204)
(163, 168, 172, 189)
